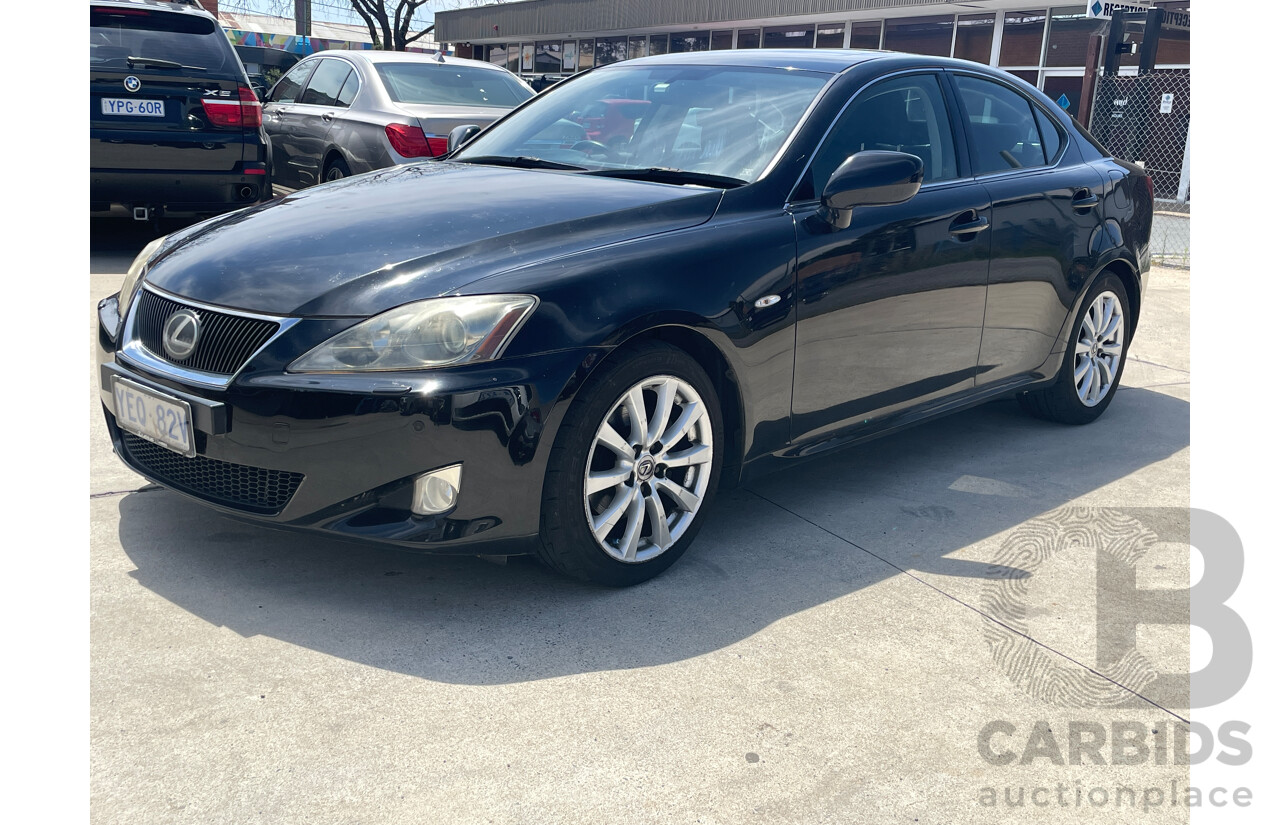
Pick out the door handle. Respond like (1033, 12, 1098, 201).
(949, 215, 990, 237)
(321, 112, 334, 122)
(1072, 190, 1100, 212)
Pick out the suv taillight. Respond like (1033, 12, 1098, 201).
(385, 123, 445, 158)
(202, 86, 262, 128)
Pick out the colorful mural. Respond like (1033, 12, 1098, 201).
(223, 29, 375, 55)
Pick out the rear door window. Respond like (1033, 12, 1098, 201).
(299, 59, 354, 107)
(90, 6, 237, 78)
(270, 60, 317, 104)
(953, 74, 1049, 174)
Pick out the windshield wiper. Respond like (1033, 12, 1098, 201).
(584, 167, 746, 189)
(127, 55, 207, 71)
(453, 155, 587, 171)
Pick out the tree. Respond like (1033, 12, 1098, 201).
(344, 1, 435, 51)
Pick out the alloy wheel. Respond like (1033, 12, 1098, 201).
(1074, 290, 1125, 407)
(583, 375, 714, 563)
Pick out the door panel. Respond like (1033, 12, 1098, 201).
(262, 60, 317, 188)
(792, 186, 991, 441)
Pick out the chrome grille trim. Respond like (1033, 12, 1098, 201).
(119, 285, 301, 389)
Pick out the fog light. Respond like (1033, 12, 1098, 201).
(412, 464, 462, 516)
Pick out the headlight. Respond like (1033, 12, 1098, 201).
(118, 236, 167, 321)
(289, 294, 538, 372)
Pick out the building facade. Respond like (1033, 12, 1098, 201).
(437, 0, 1188, 122)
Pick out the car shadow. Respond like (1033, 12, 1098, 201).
(112, 388, 1188, 686)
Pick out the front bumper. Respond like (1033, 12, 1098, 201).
(97, 299, 601, 554)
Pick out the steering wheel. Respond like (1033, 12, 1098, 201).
(751, 101, 787, 139)
(571, 139, 616, 159)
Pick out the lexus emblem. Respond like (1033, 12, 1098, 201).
(162, 309, 202, 361)
(123, 75, 141, 93)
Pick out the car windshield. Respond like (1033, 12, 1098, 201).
(453, 64, 831, 184)
(374, 63, 532, 108)
(90, 6, 234, 77)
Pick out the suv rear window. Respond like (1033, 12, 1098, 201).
(374, 64, 531, 108)
(90, 6, 236, 78)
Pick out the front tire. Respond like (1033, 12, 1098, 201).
(1018, 273, 1131, 425)
(537, 341, 723, 586)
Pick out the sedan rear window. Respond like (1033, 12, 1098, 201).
(374, 64, 531, 108)
(90, 7, 234, 77)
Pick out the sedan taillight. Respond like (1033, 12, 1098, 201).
(202, 86, 262, 128)
(385, 123, 446, 158)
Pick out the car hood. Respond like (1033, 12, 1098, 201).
(145, 162, 723, 317)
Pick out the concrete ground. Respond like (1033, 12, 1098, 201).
(90, 219, 1192, 824)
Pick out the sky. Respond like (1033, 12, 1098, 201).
(218, 0, 438, 29)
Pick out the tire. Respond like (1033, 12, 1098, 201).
(1018, 273, 1131, 425)
(537, 341, 724, 586)
(323, 157, 350, 183)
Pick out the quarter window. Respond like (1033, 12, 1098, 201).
(954, 74, 1049, 173)
(806, 74, 958, 198)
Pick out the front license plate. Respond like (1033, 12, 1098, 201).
(112, 377, 195, 457)
(100, 97, 165, 117)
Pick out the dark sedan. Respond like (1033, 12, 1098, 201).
(96, 50, 1152, 586)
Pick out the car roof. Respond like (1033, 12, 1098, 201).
(618, 49, 892, 73)
(312, 50, 513, 72)
(90, 0, 213, 17)
(610, 48, 1017, 77)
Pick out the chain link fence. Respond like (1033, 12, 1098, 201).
(1089, 69, 1190, 267)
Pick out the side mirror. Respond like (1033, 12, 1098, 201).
(819, 151, 924, 229)
(448, 124, 482, 154)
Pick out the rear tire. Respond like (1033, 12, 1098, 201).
(537, 341, 723, 586)
(1018, 273, 1131, 425)
(324, 157, 350, 182)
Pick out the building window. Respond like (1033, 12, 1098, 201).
(650, 34, 670, 55)
(849, 22, 881, 50)
(534, 41, 562, 74)
(763, 24, 815, 49)
(668, 32, 707, 53)
(578, 40, 594, 70)
(953, 13, 995, 63)
(883, 15, 954, 57)
(999, 10, 1048, 67)
(596, 36, 627, 66)
(816, 23, 846, 49)
(1045, 6, 1097, 67)
(628, 36, 648, 61)
(737, 28, 761, 49)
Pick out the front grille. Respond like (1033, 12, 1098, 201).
(121, 433, 304, 515)
(134, 290, 279, 375)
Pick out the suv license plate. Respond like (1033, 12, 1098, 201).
(101, 98, 165, 117)
(112, 377, 195, 457)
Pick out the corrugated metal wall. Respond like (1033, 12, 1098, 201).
(436, 0, 953, 42)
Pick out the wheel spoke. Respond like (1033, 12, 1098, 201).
(647, 378, 677, 447)
(1074, 357, 1091, 385)
(1100, 341, 1123, 357)
(592, 486, 636, 541)
(661, 443, 712, 469)
(645, 492, 672, 550)
(1082, 307, 1098, 340)
(1075, 339, 1093, 356)
(618, 489, 646, 561)
(586, 465, 632, 495)
(660, 400, 702, 449)
(657, 477, 701, 513)
(623, 387, 648, 446)
(1096, 356, 1114, 389)
(595, 422, 633, 459)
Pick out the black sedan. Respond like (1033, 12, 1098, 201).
(96, 50, 1152, 586)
